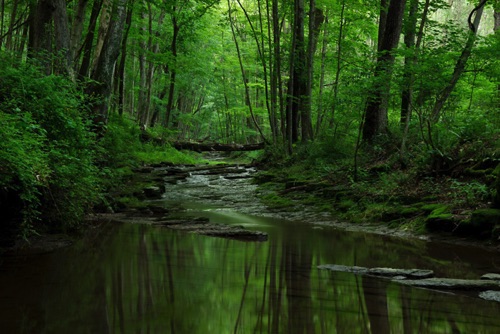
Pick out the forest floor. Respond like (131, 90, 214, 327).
(253, 149, 500, 251)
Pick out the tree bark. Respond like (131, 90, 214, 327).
(78, 0, 102, 79)
(400, 0, 418, 127)
(28, 0, 54, 73)
(362, 0, 406, 143)
(304, 1, 324, 141)
(86, 0, 127, 131)
(5, 0, 19, 50)
(69, 0, 88, 70)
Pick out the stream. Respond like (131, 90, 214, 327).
(1, 162, 500, 333)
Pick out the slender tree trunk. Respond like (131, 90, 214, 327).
(227, 0, 268, 144)
(328, 0, 346, 130)
(378, 0, 388, 52)
(362, 0, 406, 143)
(287, 0, 307, 144)
(400, 0, 418, 127)
(315, 14, 329, 136)
(78, 0, 103, 78)
(91, 0, 111, 73)
(494, 2, 499, 101)
(304, 0, 324, 142)
(0, 0, 4, 49)
(69, 0, 88, 69)
(5, 0, 19, 50)
(163, 6, 179, 127)
(137, 3, 148, 124)
(51, 0, 72, 77)
(86, 0, 127, 131)
(430, 1, 485, 122)
(116, 6, 133, 116)
(236, 0, 274, 140)
(266, 0, 278, 143)
(271, 0, 285, 141)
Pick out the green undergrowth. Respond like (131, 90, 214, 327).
(255, 138, 500, 241)
(0, 56, 205, 246)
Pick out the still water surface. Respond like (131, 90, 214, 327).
(1, 165, 500, 333)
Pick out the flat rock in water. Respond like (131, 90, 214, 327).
(368, 267, 434, 279)
(159, 220, 268, 242)
(479, 290, 500, 302)
(398, 278, 500, 291)
(481, 273, 500, 281)
(317, 264, 369, 275)
(318, 264, 434, 279)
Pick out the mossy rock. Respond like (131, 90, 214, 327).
(421, 203, 447, 213)
(466, 209, 500, 238)
(335, 199, 357, 213)
(380, 206, 420, 222)
(425, 205, 455, 232)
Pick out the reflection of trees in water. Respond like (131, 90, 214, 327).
(283, 238, 314, 334)
(362, 276, 390, 334)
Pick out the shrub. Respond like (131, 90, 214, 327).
(0, 55, 101, 237)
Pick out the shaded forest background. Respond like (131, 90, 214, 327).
(0, 0, 499, 243)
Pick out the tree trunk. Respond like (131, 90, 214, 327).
(86, 0, 127, 131)
(400, 0, 418, 127)
(78, 0, 102, 78)
(51, 0, 72, 77)
(163, 9, 179, 127)
(494, 2, 499, 101)
(271, 0, 285, 142)
(227, 0, 268, 144)
(362, 0, 406, 143)
(5, 0, 19, 50)
(28, 0, 54, 73)
(430, 1, 485, 122)
(304, 1, 324, 141)
(0, 0, 5, 49)
(138, 3, 148, 125)
(115, 6, 133, 116)
(69, 0, 88, 70)
(286, 0, 307, 145)
(328, 0, 346, 131)
(91, 0, 111, 74)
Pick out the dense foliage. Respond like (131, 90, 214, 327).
(0, 0, 499, 243)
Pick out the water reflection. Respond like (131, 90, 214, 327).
(1, 220, 500, 333)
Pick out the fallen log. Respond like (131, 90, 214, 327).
(173, 141, 265, 152)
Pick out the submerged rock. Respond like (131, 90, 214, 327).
(398, 278, 500, 291)
(317, 264, 434, 279)
(481, 273, 500, 281)
(479, 290, 500, 303)
(158, 218, 268, 242)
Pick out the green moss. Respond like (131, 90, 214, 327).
(421, 203, 447, 213)
(454, 209, 500, 238)
(425, 205, 455, 232)
(336, 199, 357, 213)
(260, 193, 295, 209)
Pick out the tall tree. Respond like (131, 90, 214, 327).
(430, 0, 486, 122)
(286, 0, 307, 146)
(400, 0, 419, 127)
(86, 0, 128, 130)
(362, 0, 407, 142)
(305, 0, 324, 140)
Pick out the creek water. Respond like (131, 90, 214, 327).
(1, 163, 500, 333)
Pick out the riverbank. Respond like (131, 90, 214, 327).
(252, 149, 500, 250)
(5, 151, 499, 255)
